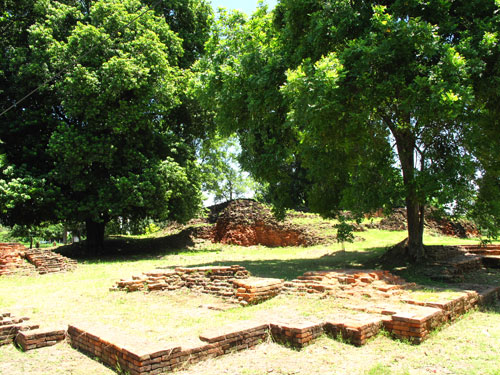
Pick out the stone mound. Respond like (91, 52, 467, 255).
(211, 200, 324, 247)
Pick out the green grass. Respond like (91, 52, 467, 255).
(1, 223, 499, 375)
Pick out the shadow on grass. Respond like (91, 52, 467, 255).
(157, 247, 387, 280)
(56, 229, 220, 264)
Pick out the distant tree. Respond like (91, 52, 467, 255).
(10, 223, 64, 249)
(198, 1, 500, 262)
(0, 0, 212, 253)
(199, 135, 257, 203)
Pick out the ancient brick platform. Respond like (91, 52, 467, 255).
(324, 316, 383, 346)
(0, 243, 77, 276)
(269, 320, 324, 348)
(233, 277, 284, 305)
(112, 266, 249, 296)
(63, 280, 500, 374)
(461, 245, 500, 268)
(0, 313, 39, 346)
(15, 327, 66, 351)
(111, 266, 283, 305)
(283, 269, 414, 299)
(0, 243, 36, 275)
(23, 248, 77, 274)
(68, 320, 269, 375)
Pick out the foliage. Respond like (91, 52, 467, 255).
(334, 219, 354, 251)
(0, 0, 212, 251)
(10, 223, 65, 247)
(198, 1, 500, 260)
(199, 134, 258, 203)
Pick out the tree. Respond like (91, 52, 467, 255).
(0, 0, 211, 252)
(198, 1, 499, 261)
(199, 135, 257, 203)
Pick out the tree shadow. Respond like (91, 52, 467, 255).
(55, 229, 219, 264)
(166, 247, 388, 280)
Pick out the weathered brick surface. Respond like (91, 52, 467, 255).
(270, 320, 323, 348)
(283, 269, 414, 299)
(383, 306, 445, 344)
(15, 327, 66, 351)
(324, 316, 383, 346)
(111, 266, 287, 304)
(233, 277, 284, 305)
(0, 312, 39, 346)
(68, 321, 269, 375)
(0, 243, 76, 276)
(0, 243, 35, 275)
(24, 248, 77, 274)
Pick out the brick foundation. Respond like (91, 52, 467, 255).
(269, 320, 324, 348)
(324, 316, 383, 346)
(233, 277, 284, 305)
(15, 327, 66, 351)
(23, 248, 77, 274)
(0, 313, 39, 346)
(68, 321, 269, 375)
(382, 306, 444, 344)
(0, 243, 77, 276)
(0, 243, 35, 275)
(111, 266, 283, 305)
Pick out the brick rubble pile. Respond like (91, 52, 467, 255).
(283, 269, 413, 298)
(233, 277, 284, 305)
(211, 200, 325, 247)
(0, 243, 35, 275)
(0, 312, 39, 346)
(24, 248, 77, 274)
(15, 327, 66, 351)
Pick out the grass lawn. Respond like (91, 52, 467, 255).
(1, 222, 499, 375)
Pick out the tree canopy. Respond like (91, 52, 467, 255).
(0, 0, 212, 251)
(198, 0, 500, 261)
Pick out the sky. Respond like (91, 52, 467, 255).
(209, 0, 277, 15)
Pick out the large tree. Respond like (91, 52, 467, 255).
(0, 0, 212, 252)
(198, 1, 499, 261)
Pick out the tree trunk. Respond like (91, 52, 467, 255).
(85, 219, 106, 255)
(393, 129, 425, 262)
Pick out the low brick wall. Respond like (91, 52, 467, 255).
(0, 313, 39, 346)
(68, 321, 269, 375)
(270, 321, 323, 348)
(283, 269, 413, 299)
(15, 327, 66, 351)
(383, 307, 445, 344)
(403, 286, 500, 323)
(111, 266, 283, 305)
(0, 243, 34, 276)
(112, 266, 249, 295)
(24, 248, 77, 274)
(324, 316, 383, 346)
(0, 243, 77, 276)
(233, 277, 284, 305)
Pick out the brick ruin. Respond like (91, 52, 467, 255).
(200, 200, 326, 247)
(66, 279, 500, 375)
(0, 243, 36, 276)
(460, 244, 500, 268)
(0, 312, 65, 351)
(1, 264, 499, 374)
(0, 243, 77, 276)
(110, 266, 284, 305)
